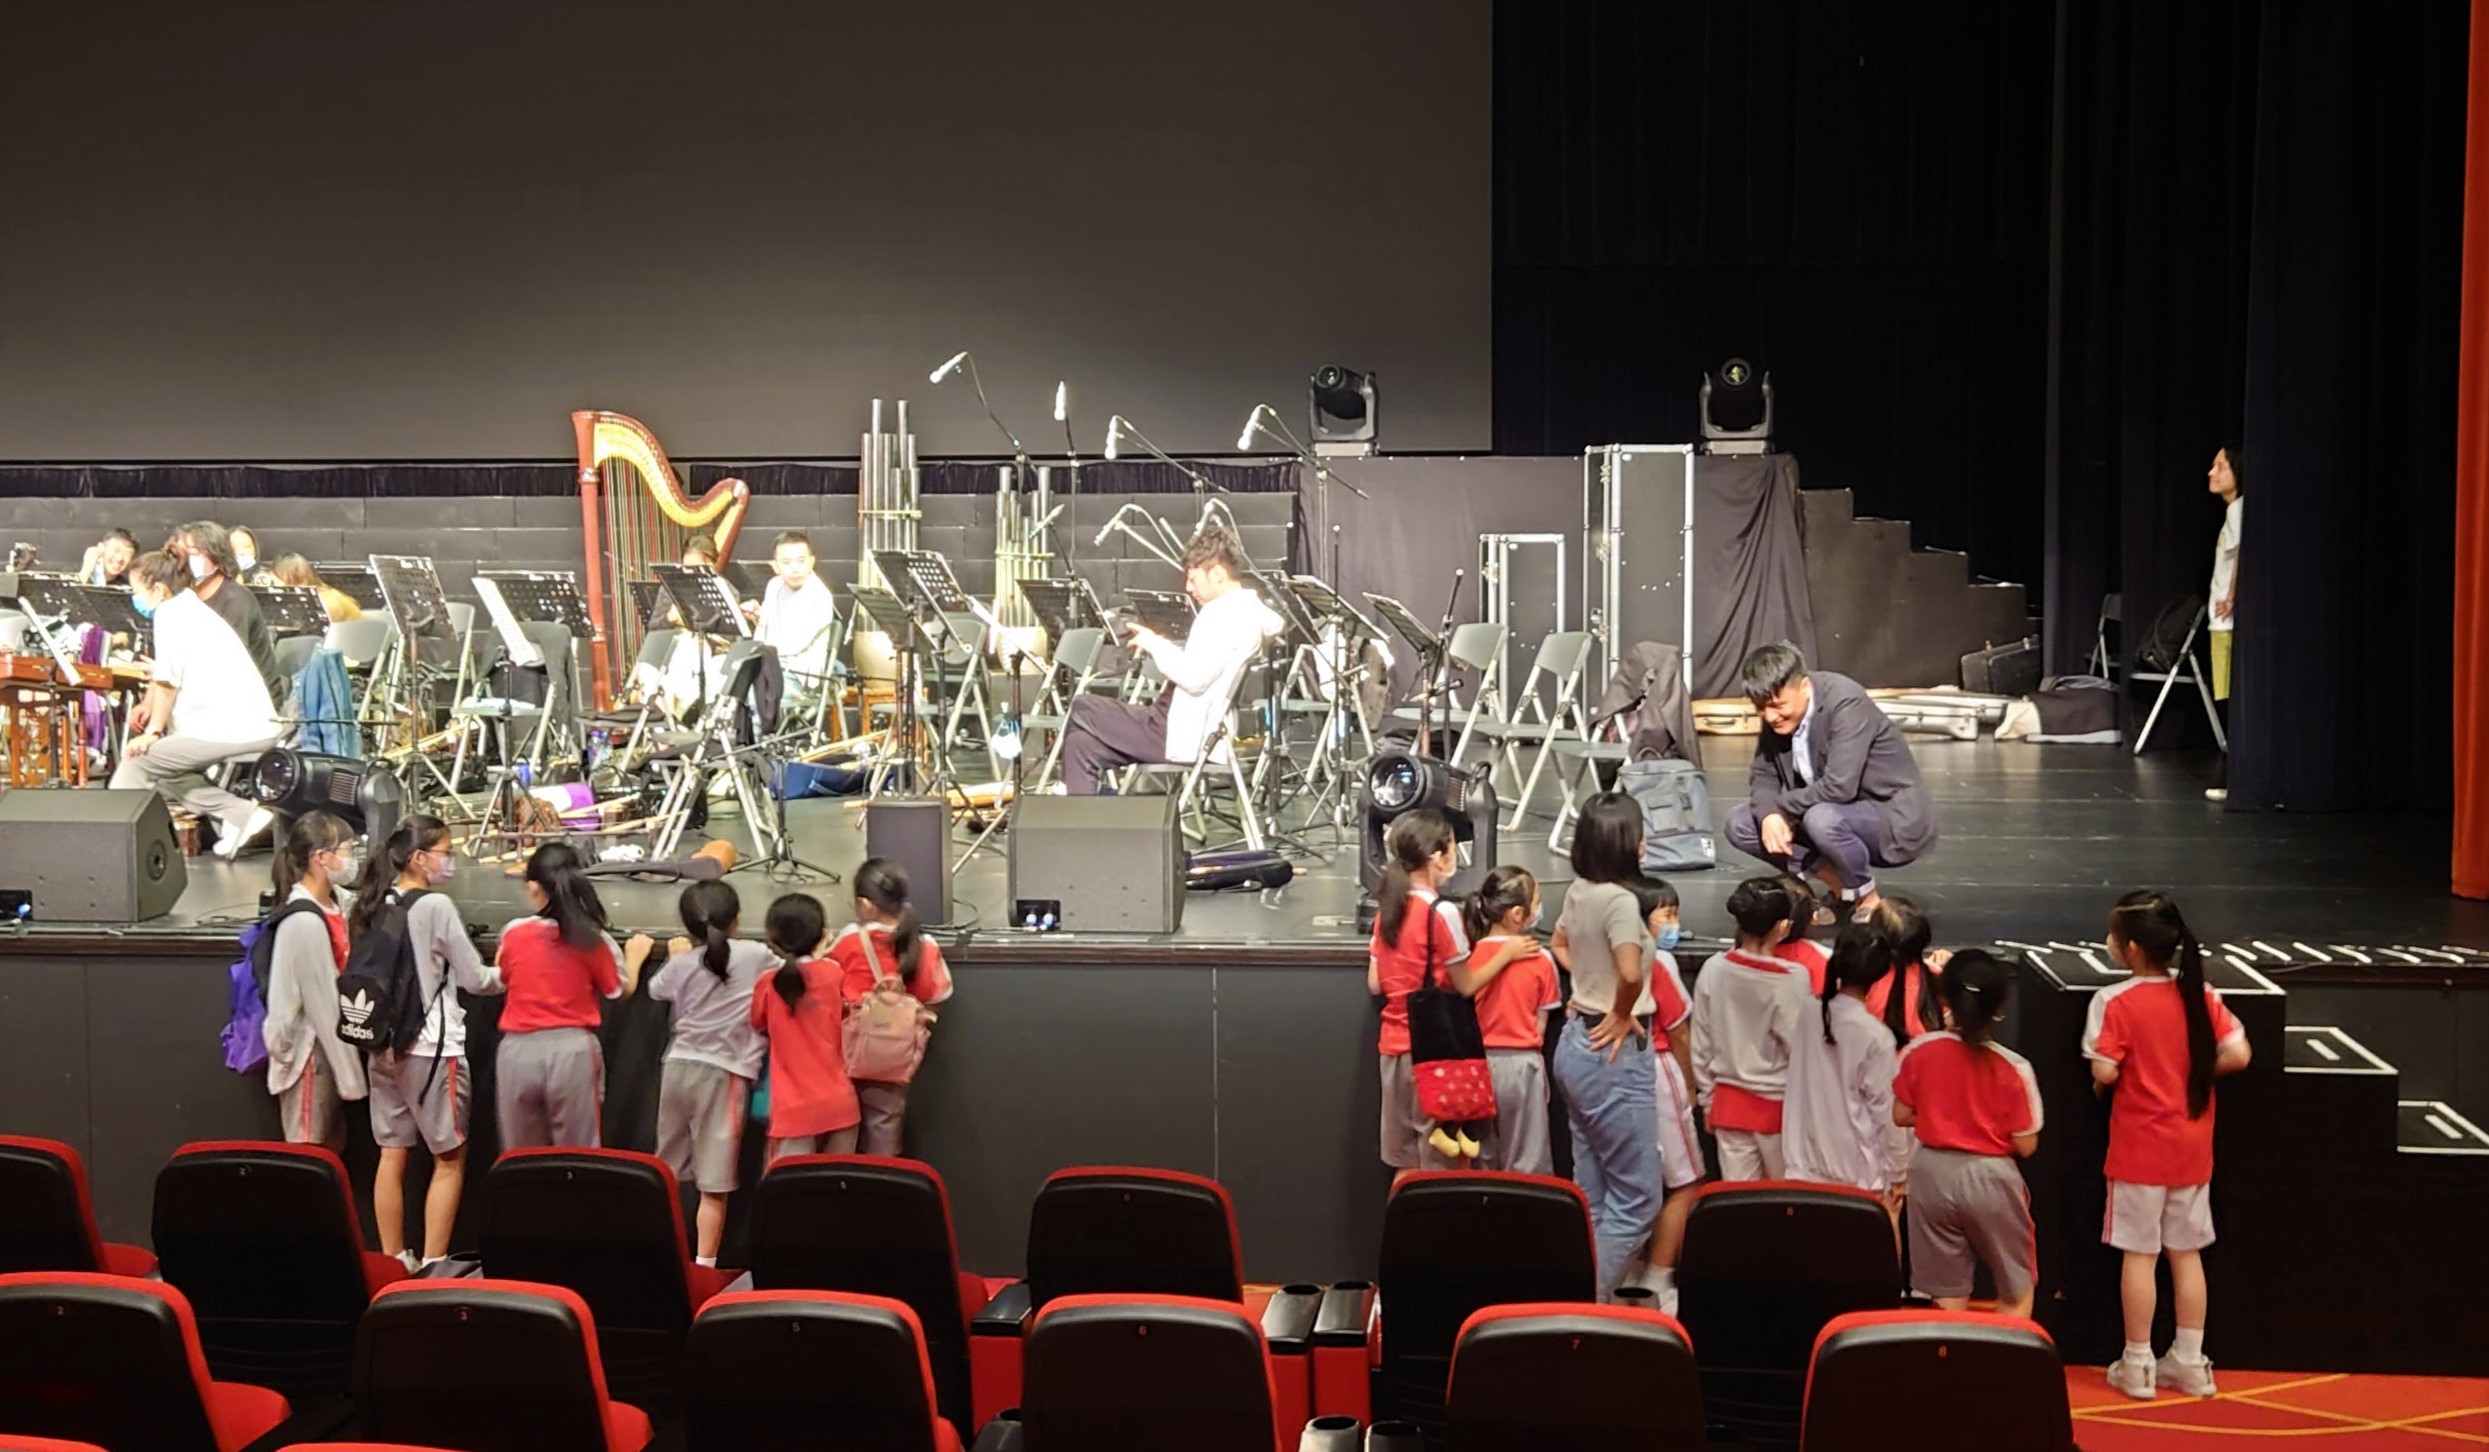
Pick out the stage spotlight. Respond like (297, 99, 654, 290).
(1358, 746, 1499, 910)
(245, 748, 407, 841)
(1308, 365, 1377, 455)
(1699, 356, 1773, 454)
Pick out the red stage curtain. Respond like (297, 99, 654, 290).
(2459, 0, 2489, 899)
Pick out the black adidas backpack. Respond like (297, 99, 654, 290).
(336, 888, 435, 1054)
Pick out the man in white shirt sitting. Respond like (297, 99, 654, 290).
(1059, 525, 1281, 793)
(754, 530, 839, 692)
(111, 549, 284, 857)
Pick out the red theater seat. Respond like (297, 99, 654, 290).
(1448, 1303, 1705, 1451)
(0, 1135, 158, 1277)
(153, 1140, 412, 1401)
(1802, 1310, 2070, 1452)
(1372, 1171, 1598, 1434)
(476, 1148, 733, 1416)
(745, 1155, 993, 1435)
(354, 1279, 649, 1452)
(0, 1271, 292, 1452)
(684, 1290, 963, 1452)
(1677, 1181, 1901, 1447)
(0, 1440, 113, 1452)
(1017, 1294, 1289, 1452)
(970, 1166, 1309, 1428)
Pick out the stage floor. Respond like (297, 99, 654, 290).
(89, 736, 2489, 954)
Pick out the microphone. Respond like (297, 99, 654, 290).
(1053, 381, 1068, 423)
(1092, 503, 1132, 547)
(1104, 415, 1125, 461)
(1235, 404, 1264, 451)
(929, 350, 969, 384)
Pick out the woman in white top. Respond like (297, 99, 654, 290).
(2205, 445, 2243, 802)
(261, 811, 366, 1151)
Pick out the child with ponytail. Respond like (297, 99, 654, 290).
(353, 815, 499, 1271)
(261, 810, 367, 1149)
(1892, 950, 2044, 1318)
(749, 892, 860, 1162)
(2087, 890, 2253, 1400)
(831, 857, 953, 1155)
(1689, 876, 1814, 1181)
(1455, 866, 1560, 1173)
(1784, 922, 1910, 1208)
(1373, 810, 1500, 1167)
(1864, 893, 1950, 1044)
(650, 880, 772, 1264)
(494, 842, 655, 1149)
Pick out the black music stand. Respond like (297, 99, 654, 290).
(72, 585, 152, 643)
(653, 564, 749, 640)
(850, 581, 942, 797)
(250, 585, 332, 640)
(1119, 588, 1197, 646)
(316, 563, 388, 612)
(628, 579, 670, 631)
(1017, 577, 1098, 651)
(1368, 591, 1456, 759)
(372, 556, 458, 657)
(874, 549, 1003, 782)
(479, 569, 595, 634)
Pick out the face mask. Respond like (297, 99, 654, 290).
(426, 852, 458, 885)
(1655, 923, 1684, 951)
(187, 553, 211, 581)
(132, 592, 158, 619)
(327, 847, 365, 880)
(234, 552, 256, 573)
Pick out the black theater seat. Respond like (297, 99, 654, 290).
(153, 1140, 413, 1402)
(353, 1278, 649, 1452)
(1802, 1310, 2069, 1451)
(1677, 1181, 1901, 1448)
(746, 1155, 997, 1434)
(476, 1148, 736, 1416)
(1013, 1294, 1289, 1452)
(683, 1290, 964, 1452)
(0, 1135, 158, 1277)
(1447, 1303, 1706, 1451)
(1373, 1171, 1598, 1435)
(0, 1271, 292, 1452)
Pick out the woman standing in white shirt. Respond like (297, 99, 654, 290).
(2205, 445, 2243, 802)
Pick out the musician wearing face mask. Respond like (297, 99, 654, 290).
(167, 520, 287, 708)
(227, 525, 274, 585)
(113, 549, 284, 858)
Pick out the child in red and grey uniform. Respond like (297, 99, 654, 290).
(750, 891, 861, 1161)
(1864, 893, 1949, 1043)
(651, 879, 771, 1267)
(261, 811, 366, 1151)
(1784, 923, 1912, 1213)
(829, 857, 953, 1156)
(494, 842, 654, 1150)
(1455, 866, 1561, 1174)
(1892, 950, 2044, 1319)
(2086, 890, 2253, 1401)
(1690, 877, 1814, 1181)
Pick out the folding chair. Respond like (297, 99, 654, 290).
(2132, 604, 2226, 754)
(152, 1140, 412, 1402)
(1115, 666, 1267, 851)
(1448, 1303, 1706, 1451)
(354, 1279, 649, 1452)
(683, 1290, 964, 1452)
(1802, 1311, 2070, 1452)
(1387, 621, 1507, 766)
(1465, 628, 1592, 826)
(0, 1271, 293, 1452)
(1676, 1181, 1900, 1448)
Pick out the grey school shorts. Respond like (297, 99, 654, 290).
(657, 1059, 752, 1193)
(1908, 1145, 2037, 1300)
(368, 1051, 470, 1154)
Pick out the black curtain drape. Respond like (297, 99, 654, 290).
(1495, 0, 2054, 595)
(2231, 3, 2469, 812)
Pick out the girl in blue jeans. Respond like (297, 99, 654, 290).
(1548, 792, 1665, 1300)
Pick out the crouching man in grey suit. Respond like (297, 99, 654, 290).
(1723, 641, 1938, 919)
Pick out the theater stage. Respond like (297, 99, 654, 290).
(4, 736, 2485, 1371)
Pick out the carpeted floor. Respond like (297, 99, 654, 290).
(2068, 1368, 2489, 1448)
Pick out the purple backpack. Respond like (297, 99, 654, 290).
(221, 900, 324, 1074)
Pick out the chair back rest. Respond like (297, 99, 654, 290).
(323, 615, 391, 667)
(0, 1136, 105, 1273)
(356, 1279, 617, 1452)
(1803, 1311, 2070, 1452)
(479, 1150, 695, 1334)
(1676, 1182, 1899, 1372)
(633, 627, 682, 673)
(1444, 622, 1507, 678)
(746, 1156, 972, 1428)
(521, 621, 582, 725)
(1053, 626, 1106, 677)
(1376, 1172, 1598, 1430)
(1024, 1167, 1245, 1311)
(1022, 1295, 1277, 1452)
(1449, 1304, 1704, 1451)
(1530, 630, 1594, 696)
(683, 1291, 947, 1452)
(0, 1272, 224, 1452)
(154, 1140, 375, 1325)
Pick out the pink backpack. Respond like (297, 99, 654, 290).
(841, 929, 934, 1083)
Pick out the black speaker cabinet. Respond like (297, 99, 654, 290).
(0, 788, 188, 921)
(1009, 794, 1183, 934)
(864, 796, 953, 927)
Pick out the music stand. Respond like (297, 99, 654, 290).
(479, 569, 595, 634)
(372, 556, 458, 654)
(850, 582, 941, 796)
(653, 564, 750, 639)
(72, 585, 152, 642)
(1120, 588, 1197, 645)
(251, 584, 332, 639)
(1018, 577, 1098, 651)
(316, 563, 388, 611)
(722, 561, 766, 600)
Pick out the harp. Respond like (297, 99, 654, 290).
(572, 409, 753, 707)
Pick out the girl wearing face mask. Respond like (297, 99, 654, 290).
(493, 842, 655, 1149)
(260, 811, 367, 1151)
(351, 815, 503, 1271)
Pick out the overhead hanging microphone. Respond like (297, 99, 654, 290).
(929, 350, 969, 384)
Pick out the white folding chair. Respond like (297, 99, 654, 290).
(1464, 629, 1593, 827)
(1115, 664, 1267, 852)
(1387, 621, 1507, 766)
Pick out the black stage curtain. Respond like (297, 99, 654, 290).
(1695, 455, 1816, 698)
(0, 459, 1296, 500)
(1494, 0, 2054, 596)
(2231, 3, 2468, 812)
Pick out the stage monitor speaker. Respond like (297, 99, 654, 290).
(865, 796, 953, 927)
(0, 788, 187, 922)
(1009, 794, 1183, 934)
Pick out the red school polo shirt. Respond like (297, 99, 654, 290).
(2081, 976, 2246, 1186)
(1893, 1031, 2044, 1157)
(749, 958, 860, 1139)
(496, 917, 621, 1034)
(1372, 890, 1470, 1058)
(1469, 939, 1561, 1051)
